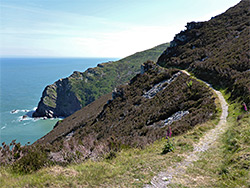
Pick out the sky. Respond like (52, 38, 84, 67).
(0, 0, 241, 58)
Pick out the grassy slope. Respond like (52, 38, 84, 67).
(0, 89, 219, 187)
(0, 119, 220, 188)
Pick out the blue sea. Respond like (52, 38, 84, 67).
(0, 57, 118, 145)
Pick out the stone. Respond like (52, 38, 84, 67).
(22, 115, 28, 119)
(143, 72, 181, 99)
(141, 61, 155, 74)
(163, 111, 190, 127)
(112, 88, 124, 100)
(186, 21, 203, 30)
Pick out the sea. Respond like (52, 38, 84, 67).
(0, 57, 118, 146)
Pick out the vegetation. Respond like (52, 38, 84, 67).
(30, 61, 217, 165)
(168, 94, 250, 187)
(34, 43, 170, 117)
(158, 0, 250, 106)
(11, 146, 50, 174)
(1, 1, 249, 187)
(1, 93, 248, 187)
(162, 139, 175, 154)
(0, 115, 221, 187)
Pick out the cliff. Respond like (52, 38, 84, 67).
(33, 43, 170, 118)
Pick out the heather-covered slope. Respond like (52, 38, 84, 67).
(34, 61, 217, 162)
(157, 0, 250, 106)
(33, 43, 169, 118)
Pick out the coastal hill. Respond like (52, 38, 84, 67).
(0, 1, 249, 187)
(35, 62, 216, 155)
(33, 43, 169, 118)
(158, 0, 250, 106)
(34, 0, 249, 163)
(32, 0, 249, 157)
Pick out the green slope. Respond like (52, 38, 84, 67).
(33, 43, 170, 117)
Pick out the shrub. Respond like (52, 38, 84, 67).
(12, 146, 49, 174)
(162, 139, 175, 154)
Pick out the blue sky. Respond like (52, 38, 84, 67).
(0, 0, 240, 58)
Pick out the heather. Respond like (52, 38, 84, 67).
(158, 0, 250, 106)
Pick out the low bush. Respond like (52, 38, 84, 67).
(12, 146, 50, 174)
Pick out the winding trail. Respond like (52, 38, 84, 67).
(144, 70, 229, 188)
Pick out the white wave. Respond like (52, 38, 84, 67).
(1, 126, 6, 130)
(10, 109, 29, 114)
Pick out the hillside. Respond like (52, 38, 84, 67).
(158, 0, 250, 105)
(33, 43, 169, 118)
(30, 0, 250, 161)
(34, 61, 216, 160)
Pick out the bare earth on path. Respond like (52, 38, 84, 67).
(144, 71, 229, 188)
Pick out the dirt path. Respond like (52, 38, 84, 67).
(144, 71, 228, 188)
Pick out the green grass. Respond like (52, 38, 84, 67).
(168, 97, 250, 188)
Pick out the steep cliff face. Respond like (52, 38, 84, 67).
(33, 76, 82, 118)
(33, 43, 170, 118)
(158, 0, 250, 105)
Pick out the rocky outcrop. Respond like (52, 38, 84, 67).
(162, 111, 189, 127)
(143, 72, 181, 99)
(169, 21, 204, 48)
(140, 60, 156, 74)
(33, 76, 82, 118)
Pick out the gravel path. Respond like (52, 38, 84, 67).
(144, 71, 228, 188)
